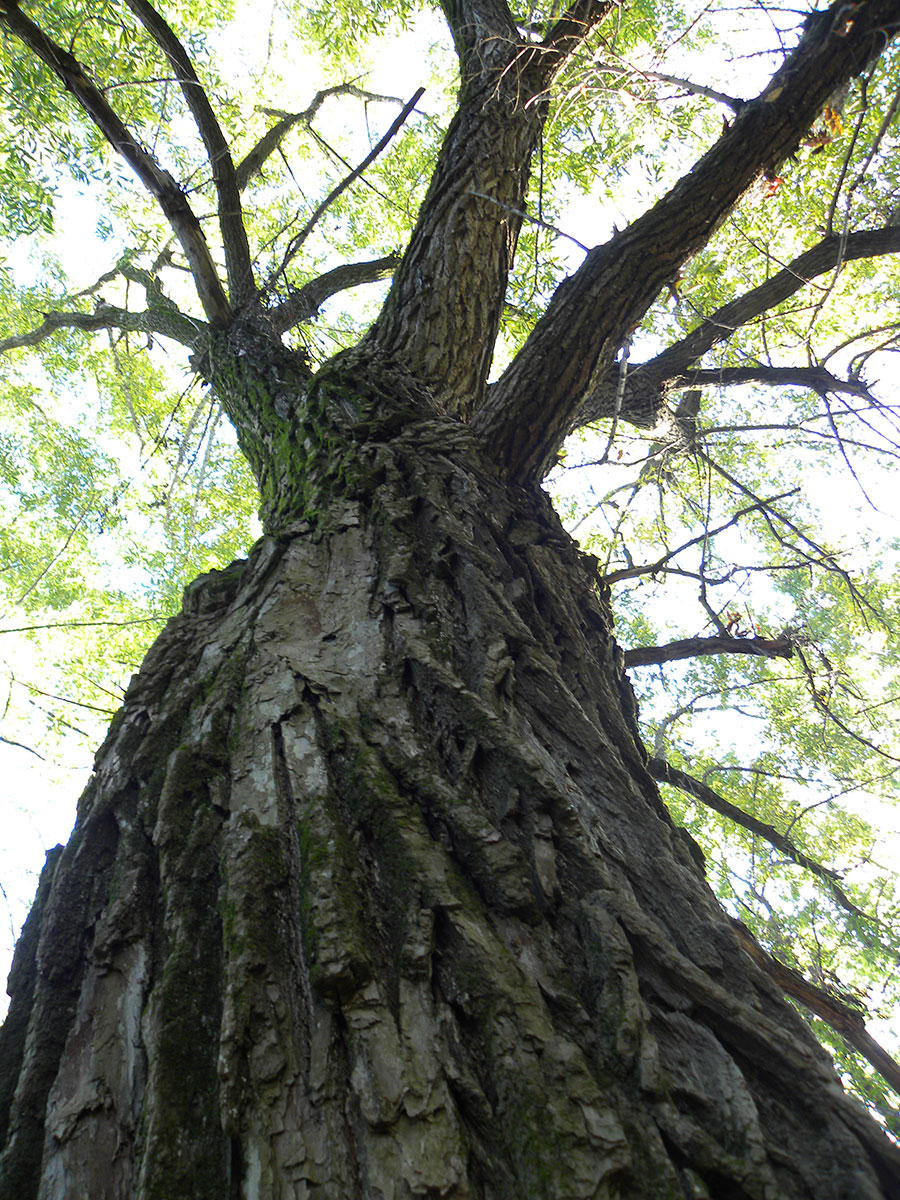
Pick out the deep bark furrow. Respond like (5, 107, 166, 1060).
(365, 0, 613, 414)
(363, 93, 544, 415)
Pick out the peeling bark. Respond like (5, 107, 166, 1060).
(3, 367, 899, 1198)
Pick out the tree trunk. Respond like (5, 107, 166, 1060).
(1, 359, 898, 1200)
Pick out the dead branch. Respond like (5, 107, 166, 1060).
(678, 364, 873, 399)
(603, 488, 800, 584)
(624, 633, 795, 668)
(593, 59, 744, 112)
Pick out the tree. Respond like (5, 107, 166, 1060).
(1, 0, 900, 1194)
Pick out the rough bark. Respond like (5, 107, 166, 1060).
(2, 357, 899, 1199)
(363, 0, 616, 416)
(4, 0, 900, 1194)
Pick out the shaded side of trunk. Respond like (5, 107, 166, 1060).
(1, 364, 898, 1200)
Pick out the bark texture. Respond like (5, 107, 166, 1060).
(2, 363, 899, 1199)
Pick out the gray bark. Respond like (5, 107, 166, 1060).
(2, 368, 899, 1198)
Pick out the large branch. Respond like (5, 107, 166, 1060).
(363, 0, 617, 415)
(678, 364, 873, 398)
(731, 919, 900, 1097)
(580, 225, 900, 427)
(0, 1, 231, 327)
(0, 303, 206, 354)
(269, 255, 401, 334)
(474, 0, 900, 481)
(122, 0, 255, 308)
(648, 757, 865, 918)
(624, 633, 795, 669)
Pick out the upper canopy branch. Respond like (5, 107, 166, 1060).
(439, 0, 522, 79)
(122, 0, 255, 309)
(265, 90, 424, 297)
(541, 0, 623, 66)
(473, 0, 900, 482)
(236, 86, 404, 190)
(577, 224, 900, 427)
(0, 0, 232, 328)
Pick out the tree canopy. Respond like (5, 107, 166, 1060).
(2, 0, 900, 1137)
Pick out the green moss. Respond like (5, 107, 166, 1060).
(207, 333, 399, 533)
(294, 793, 380, 993)
(140, 769, 228, 1199)
(502, 1085, 567, 1198)
(220, 814, 290, 966)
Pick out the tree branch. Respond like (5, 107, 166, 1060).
(624, 633, 795, 669)
(122, 0, 255, 307)
(0, 302, 206, 355)
(594, 59, 744, 112)
(541, 0, 621, 61)
(603, 487, 801, 584)
(364, 0, 619, 415)
(266, 91, 423, 295)
(648, 757, 866, 918)
(0, 0, 231, 327)
(579, 226, 900, 427)
(699, 448, 881, 624)
(677, 364, 874, 399)
(236, 86, 404, 190)
(730, 919, 900, 1097)
(269, 254, 402, 334)
(475, 0, 900, 480)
